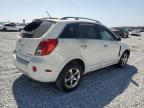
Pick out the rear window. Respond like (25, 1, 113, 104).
(23, 21, 42, 31)
(21, 20, 54, 38)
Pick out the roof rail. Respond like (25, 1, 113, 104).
(41, 17, 59, 20)
(60, 17, 101, 24)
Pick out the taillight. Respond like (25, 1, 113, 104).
(35, 39, 58, 56)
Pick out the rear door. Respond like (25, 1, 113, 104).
(10, 24, 18, 31)
(16, 20, 54, 60)
(79, 23, 103, 71)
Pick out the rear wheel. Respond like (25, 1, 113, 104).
(117, 52, 129, 68)
(56, 62, 83, 92)
(2, 28, 7, 31)
(126, 33, 129, 38)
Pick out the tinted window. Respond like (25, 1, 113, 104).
(99, 27, 116, 41)
(5, 24, 15, 27)
(60, 23, 78, 38)
(4, 24, 10, 26)
(23, 21, 42, 31)
(21, 21, 54, 38)
(79, 24, 100, 39)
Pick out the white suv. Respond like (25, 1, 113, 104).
(13, 17, 130, 91)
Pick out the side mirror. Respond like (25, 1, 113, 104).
(117, 36, 121, 41)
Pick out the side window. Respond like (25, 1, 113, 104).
(4, 24, 10, 26)
(59, 23, 78, 38)
(99, 27, 116, 41)
(10, 24, 15, 27)
(79, 24, 100, 39)
(5, 24, 15, 27)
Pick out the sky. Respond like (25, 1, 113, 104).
(0, 0, 144, 27)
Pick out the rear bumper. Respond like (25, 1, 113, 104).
(13, 54, 59, 82)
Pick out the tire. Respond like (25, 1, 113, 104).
(19, 28, 22, 32)
(2, 28, 7, 31)
(126, 33, 129, 38)
(56, 62, 83, 92)
(117, 52, 129, 68)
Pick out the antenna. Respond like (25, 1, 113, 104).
(45, 11, 51, 18)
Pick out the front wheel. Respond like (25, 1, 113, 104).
(19, 28, 22, 32)
(117, 52, 129, 68)
(56, 62, 83, 92)
(126, 33, 129, 38)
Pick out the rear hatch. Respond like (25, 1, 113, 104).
(16, 19, 55, 60)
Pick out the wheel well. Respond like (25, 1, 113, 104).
(3, 28, 7, 30)
(65, 59, 85, 72)
(124, 49, 130, 57)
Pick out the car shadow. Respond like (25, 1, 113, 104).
(130, 34, 141, 36)
(13, 65, 138, 108)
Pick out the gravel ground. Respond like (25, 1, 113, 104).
(0, 32, 144, 108)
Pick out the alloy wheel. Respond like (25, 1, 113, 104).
(121, 53, 128, 65)
(64, 68, 80, 88)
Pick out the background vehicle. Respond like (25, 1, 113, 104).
(111, 29, 124, 37)
(131, 29, 141, 36)
(1, 23, 22, 31)
(111, 28, 129, 38)
(13, 17, 130, 91)
(119, 29, 129, 38)
(0, 24, 3, 31)
(140, 28, 144, 32)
